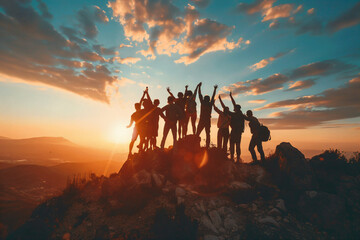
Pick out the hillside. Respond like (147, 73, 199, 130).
(7, 135, 360, 240)
(0, 136, 118, 166)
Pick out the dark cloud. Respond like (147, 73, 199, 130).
(190, 0, 211, 8)
(37, 0, 52, 19)
(250, 49, 294, 71)
(77, 5, 109, 39)
(93, 44, 117, 55)
(327, 2, 360, 33)
(289, 59, 357, 79)
(60, 26, 88, 45)
(258, 76, 360, 129)
(269, 17, 324, 35)
(224, 73, 289, 95)
(0, 0, 124, 103)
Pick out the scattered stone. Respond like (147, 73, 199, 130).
(230, 181, 251, 190)
(204, 235, 220, 240)
(269, 208, 281, 216)
(258, 216, 280, 228)
(175, 187, 186, 197)
(306, 190, 318, 198)
(275, 199, 287, 212)
(152, 173, 165, 188)
(209, 210, 222, 229)
(224, 216, 237, 232)
(201, 215, 219, 234)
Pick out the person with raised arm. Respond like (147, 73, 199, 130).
(160, 95, 182, 149)
(167, 86, 186, 139)
(213, 95, 231, 151)
(184, 83, 200, 136)
(228, 91, 246, 163)
(196, 83, 218, 148)
(144, 88, 166, 150)
(127, 90, 147, 157)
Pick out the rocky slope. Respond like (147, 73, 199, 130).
(7, 136, 360, 240)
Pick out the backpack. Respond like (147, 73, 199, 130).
(259, 125, 271, 142)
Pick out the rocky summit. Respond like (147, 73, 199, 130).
(8, 136, 360, 240)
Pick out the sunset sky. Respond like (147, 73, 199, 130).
(0, 0, 359, 157)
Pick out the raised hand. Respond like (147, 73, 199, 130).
(167, 87, 170, 92)
(229, 91, 232, 96)
(185, 85, 188, 89)
(214, 84, 218, 89)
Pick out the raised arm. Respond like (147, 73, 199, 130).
(229, 91, 236, 108)
(145, 88, 152, 104)
(210, 85, 218, 104)
(185, 85, 188, 94)
(198, 83, 203, 103)
(213, 101, 222, 115)
(190, 84, 200, 101)
(166, 87, 175, 98)
(219, 95, 226, 109)
(139, 91, 146, 105)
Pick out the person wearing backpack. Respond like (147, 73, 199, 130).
(245, 110, 265, 164)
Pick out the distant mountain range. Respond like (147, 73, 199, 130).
(0, 136, 127, 236)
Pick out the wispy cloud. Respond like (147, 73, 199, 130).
(327, 2, 360, 33)
(249, 49, 294, 71)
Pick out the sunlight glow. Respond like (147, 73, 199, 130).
(108, 123, 132, 144)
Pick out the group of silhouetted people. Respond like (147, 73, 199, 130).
(127, 83, 266, 164)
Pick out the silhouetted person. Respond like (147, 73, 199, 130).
(160, 96, 182, 149)
(184, 84, 200, 136)
(167, 86, 186, 139)
(127, 91, 146, 157)
(196, 83, 218, 148)
(228, 91, 245, 163)
(213, 96, 231, 152)
(245, 110, 265, 164)
(144, 89, 166, 150)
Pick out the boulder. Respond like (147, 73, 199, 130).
(271, 142, 316, 190)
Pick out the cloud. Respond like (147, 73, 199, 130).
(93, 44, 118, 55)
(108, 0, 243, 64)
(248, 99, 266, 104)
(236, 0, 276, 15)
(119, 44, 133, 48)
(257, 76, 360, 129)
(289, 59, 357, 79)
(262, 4, 294, 22)
(307, 8, 315, 15)
(77, 5, 109, 39)
(190, 0, 211, 8)
(327, 2, 360, 33)
(0, 0, 126, 103)
(224, 73, 289, 96)
(249, 49, 294, 71)
(286, 79, 316, 91)
(37, 0, 52, 19)
(115, 57, 141, 65)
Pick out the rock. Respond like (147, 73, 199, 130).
(195, 201, 206, 213)
(258, 216, 280, 228)
(152, 173, 165, 188)
(272, 142, 316, 190)
(175, 187, 186, 197)
(204, 235, 220, 240)
(268, 208, 281, 216)
(177, 196, 184, 205)
(275, 199, 287, 212)
(209, 210, 222, 230)
(230, 181, 251, 190)
(306, 190, 318, 198)
(130, 170, 152, 189)
(201, 215, 219, 234)
(224, 216, 238, 232)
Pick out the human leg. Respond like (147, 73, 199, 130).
(205, 122, 211, 148)
(249, 134, 258, 162)
(223, 128, 229, 152)
(160, 123, 170, 148)
(191, 113, 197, 134)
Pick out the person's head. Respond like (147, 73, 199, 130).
(177, 92, 183, 98)
(204, 95, 210, 102)
(234, 104, 241, 113)
(154, 99, 160, 107)
(134, 103, 141, 111)
(246, 110, 253, 117)
(185, 90, 192, 98)
(168, 96, 175, 104)
(224, 107, 230, 114)
(142, 99, 151, 109)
